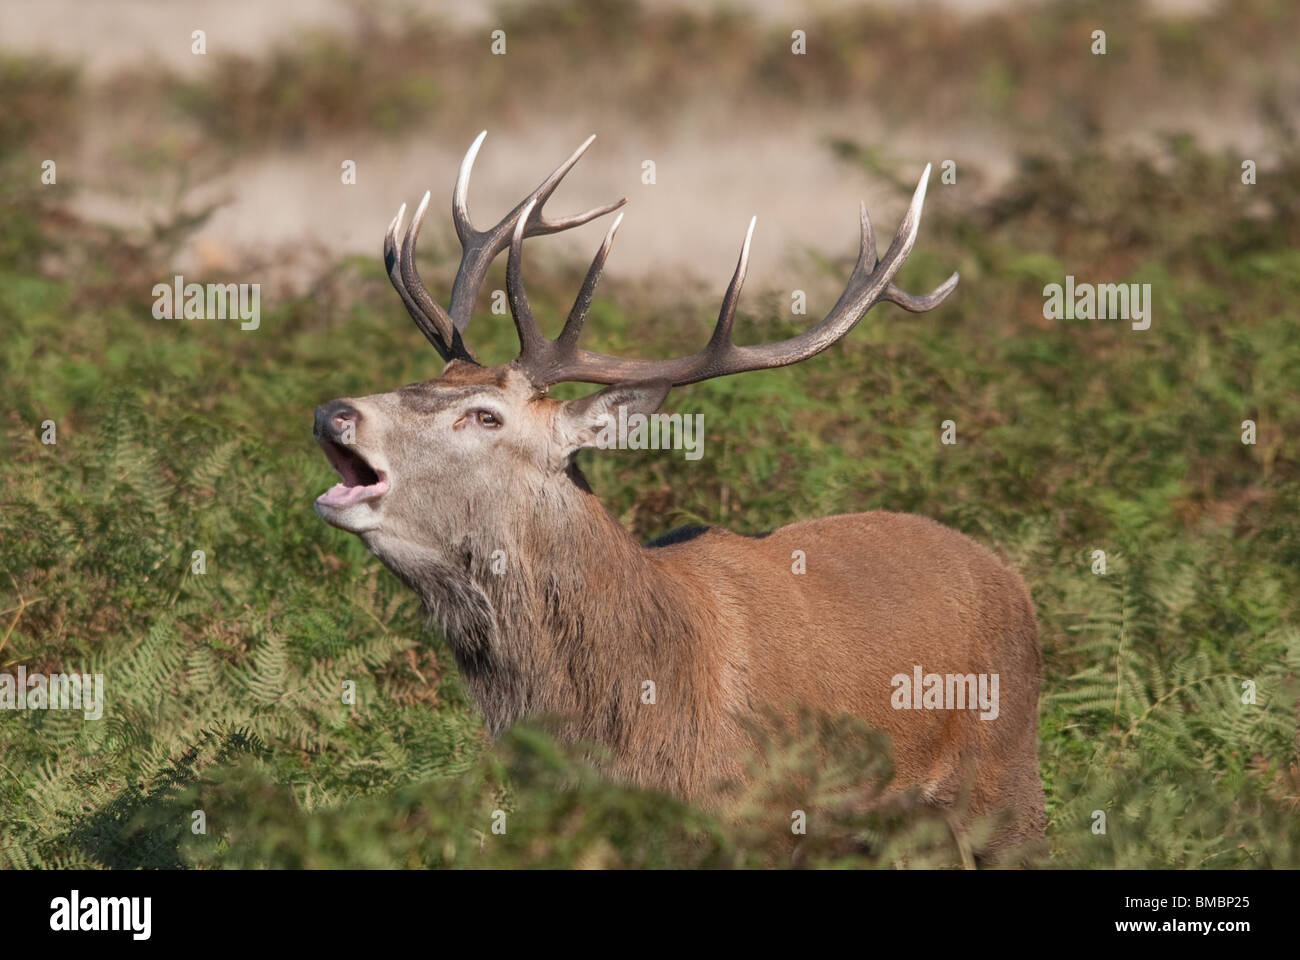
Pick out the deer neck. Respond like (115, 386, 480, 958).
(375, 472, 707, 743)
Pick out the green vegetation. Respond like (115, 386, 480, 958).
(1, 1, 1298, 868)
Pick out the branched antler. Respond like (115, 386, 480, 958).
(385, 132, 626, 362)
(385, 135, 958, 385)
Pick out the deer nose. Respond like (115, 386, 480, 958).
(315, 400, 361, 441)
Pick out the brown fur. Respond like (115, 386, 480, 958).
(314, 364, 1046, 852)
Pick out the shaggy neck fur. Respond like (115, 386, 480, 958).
(370, 467, 732, 796)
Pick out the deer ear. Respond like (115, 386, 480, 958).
(555, 379, 672, 457)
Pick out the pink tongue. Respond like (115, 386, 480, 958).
(316, 478, 388, 507)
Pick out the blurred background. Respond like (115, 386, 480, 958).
(1, 0, 1298, 868)
(3, 0, 1294, 292)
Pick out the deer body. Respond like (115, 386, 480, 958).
(372, 452, 1042, 834)
(313, 133, 1045, 850)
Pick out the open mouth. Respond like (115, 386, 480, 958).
(316, 439, 389, 508)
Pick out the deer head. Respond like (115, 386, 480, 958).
(313, 131, 956, 570)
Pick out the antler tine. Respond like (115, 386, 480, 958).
(385, 202, 474, 362)
(396, 192, 476, 363)
(506, 198, 548, 360)
(528, 164, 957, 388)
(855, 163, 958, 311)
(882, 273, 960, 311)
(867, 163, 932, 284)
(445, 131, 627, 333)
(706, 215, 756, 352)
(858, 199, 877, 270)
(451, 130, 488, 247)
(384, 204, 425, 336)
(507, 205, 632, 383)
(556, 212, 624, 351)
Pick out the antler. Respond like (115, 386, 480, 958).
(385, 135, 957, 385)
(384, 131, 627, 362)
(505, 163, 958, 389)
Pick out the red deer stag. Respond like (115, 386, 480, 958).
(313, 133, 1045, 852)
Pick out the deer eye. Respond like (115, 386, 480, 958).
(473, 409, 503, 428)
